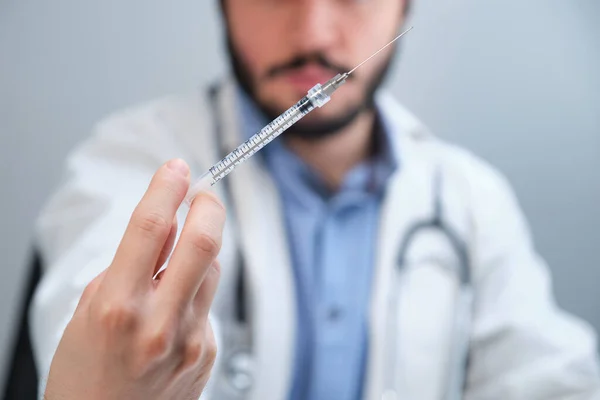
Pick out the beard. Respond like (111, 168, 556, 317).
(224, 32, 398, 141)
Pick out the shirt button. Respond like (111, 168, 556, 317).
(326, 306, 343, 322)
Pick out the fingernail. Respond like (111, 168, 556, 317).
(167, 158, 189, 177)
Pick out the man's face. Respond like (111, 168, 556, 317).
(223, 0, 407, 139)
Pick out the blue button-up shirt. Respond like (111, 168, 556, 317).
(235, 87, 398, 400)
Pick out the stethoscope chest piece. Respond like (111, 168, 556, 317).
(225, 350, 254, 394)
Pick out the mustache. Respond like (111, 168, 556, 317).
(266, 53, 352, 79)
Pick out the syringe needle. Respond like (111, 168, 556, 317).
(347, 26, 414, 76)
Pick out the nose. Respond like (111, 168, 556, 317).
(289, 0, 339, 55)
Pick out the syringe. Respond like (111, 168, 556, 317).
(185, 26, 414, 204)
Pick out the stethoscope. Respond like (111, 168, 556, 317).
(206, 84, 473, 399)
(382, 168, 473, 400)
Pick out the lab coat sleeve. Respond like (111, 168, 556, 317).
(462, 160, 600, 399)
(29, 104, 221, 398)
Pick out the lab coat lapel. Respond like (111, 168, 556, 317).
(365, 93, 457, 400)
(218, 80, 297, 400)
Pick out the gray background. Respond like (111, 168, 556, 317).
(0, 0, 598, 393)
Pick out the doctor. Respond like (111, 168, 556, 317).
(32, 0, 600, 399)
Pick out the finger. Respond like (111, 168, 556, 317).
(106, 159, 190, 289)
(157, 192, 225, 309)
(193, 261, 221, 319)
(153, 216, 178, 278)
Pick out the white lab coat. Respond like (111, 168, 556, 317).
(31, 79, 600, 399)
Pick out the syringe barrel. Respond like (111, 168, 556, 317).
(184, 77, 347, 204)
(184, 98, 314, 204)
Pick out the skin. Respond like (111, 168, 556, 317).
(224, 0, 407, 189)
(45, 159, 225, 400)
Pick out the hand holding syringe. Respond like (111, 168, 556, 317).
(185, 26, 414, 204)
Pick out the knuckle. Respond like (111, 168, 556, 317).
(139, 328, 173, 360)
(189, 232, 221, 259)
(197, 342, 217, 378)
(189, 334, 217, 378)
(204, 336, 217, 365)
(96, 302, 138, 331)
(174, 334, 215, 376)
(202, 326, 218, 364)
(183, 339, 203, 366)
(132, 210, 170, 239)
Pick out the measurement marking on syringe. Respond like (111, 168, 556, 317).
(211, 112, 309, 181)
(216, 113, 300, 165)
